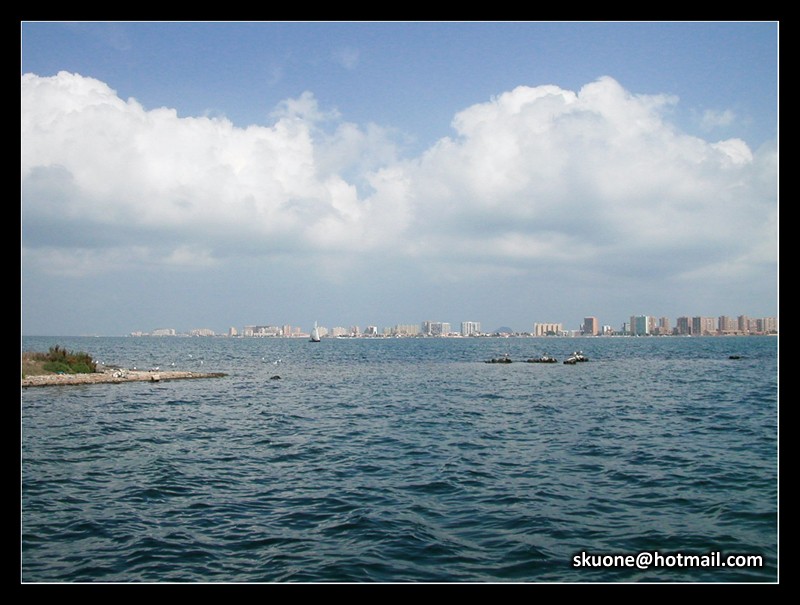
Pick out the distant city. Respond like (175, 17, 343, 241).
(130, 314, 778, 339)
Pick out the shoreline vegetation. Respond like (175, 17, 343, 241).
(21, 347, 226, 388)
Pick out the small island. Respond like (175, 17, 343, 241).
(21, 346, 226, 388)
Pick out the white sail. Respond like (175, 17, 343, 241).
(310, 321, 321, 342)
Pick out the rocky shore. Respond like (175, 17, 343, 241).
(21, 368, 227, 388)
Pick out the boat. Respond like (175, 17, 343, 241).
(310, 322, 321, 342)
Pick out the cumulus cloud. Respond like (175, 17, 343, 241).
(21, 71, 776, 294)
(392, 77, 775, 281)
(21, 72, 398, 271)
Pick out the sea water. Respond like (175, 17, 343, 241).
(21, 335, 778, 582)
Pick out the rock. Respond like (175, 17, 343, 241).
(22, 369, 226, 388)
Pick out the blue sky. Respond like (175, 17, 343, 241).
(21, 21, 778, 335)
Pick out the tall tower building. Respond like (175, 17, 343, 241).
(630, 316, 651, 336)
(758, 317, 777, 333)
(692, 317, 716, 335)
(582, 317, 599, 336)
(677, 317, 692, 335)
(718, 316, 735, 334)
(461, 321, 481, 337)
(737, 315, 750, 334)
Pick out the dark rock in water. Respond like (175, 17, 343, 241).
(270, 375, 282, 380)
(729, 355, 742, 360)
(485, 356, 512, 363)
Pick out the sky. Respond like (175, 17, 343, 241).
(20, 21, 778, 336)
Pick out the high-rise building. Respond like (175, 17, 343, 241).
(692, 317, 716, 335)
(582, 317, 599, 336)
(737, 315, 750, 334)
(461, 321, 482, 337)
(244, 325, 282, 337)
(422, 321, 448, 336)
(757, 317, 778, 333)
(630, 316, 651, 336)
(393, 324, 420, 336)
(676, 317, 692, 335)
(718, 316, 735, 334)
(534, 323, 563, 336)
(657, 317, 671, 335)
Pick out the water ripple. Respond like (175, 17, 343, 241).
(21, 335, 777, 582)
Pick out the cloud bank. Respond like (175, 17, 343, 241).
(22, 72, 776, 316)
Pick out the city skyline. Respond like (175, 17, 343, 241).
(21, 22, 778, 336)
(121, 312, 777, 340)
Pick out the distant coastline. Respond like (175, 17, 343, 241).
(121, 331, 778, 339)
(124, 315, 778, 339)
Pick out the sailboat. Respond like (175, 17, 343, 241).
(310, 321, 321, 342)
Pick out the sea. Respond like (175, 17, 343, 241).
(20, 335, 778, 583)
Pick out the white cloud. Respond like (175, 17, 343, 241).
(393, 76, 775, 281)
(21, 72, 400, 273)
(21, 71, 776, 296)
(711, 138, 753, 165)
(701, 108, 736, 130)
